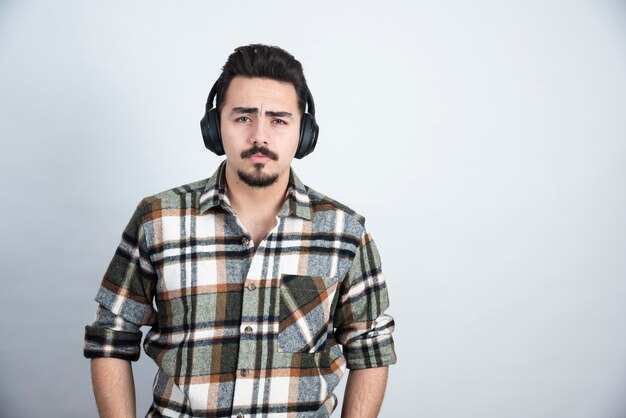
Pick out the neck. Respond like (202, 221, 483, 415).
(224, 162, 290, 218)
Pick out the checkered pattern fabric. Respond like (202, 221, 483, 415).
(84, 162, 396, 417)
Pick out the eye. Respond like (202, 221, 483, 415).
(235, 116, 251, 123)
(272, 118, 287, 125)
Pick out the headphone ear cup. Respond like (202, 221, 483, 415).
(295, 112, 319, 159)
(201, 108, 224, 155)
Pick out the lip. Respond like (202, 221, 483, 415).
(248, 153, 270, 163)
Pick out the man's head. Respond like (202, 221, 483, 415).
(202, 44, 318, 188)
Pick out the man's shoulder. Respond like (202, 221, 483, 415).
(304, 185, 366, 228)
(136, 178, 209, 215)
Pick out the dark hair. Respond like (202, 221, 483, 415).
(215, 44, 309, 114)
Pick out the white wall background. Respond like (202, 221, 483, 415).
(1, 1, 625, 417)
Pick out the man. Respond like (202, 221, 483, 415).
(84, 44, 396, 417)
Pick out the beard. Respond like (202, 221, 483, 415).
(237, 164, 279, 188)
(237, 145, 280, 188)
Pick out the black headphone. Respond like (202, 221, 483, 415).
(200, 80, 319, 159)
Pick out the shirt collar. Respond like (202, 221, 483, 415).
(278, 169, 312, 220)
(199, 161, 313, 221)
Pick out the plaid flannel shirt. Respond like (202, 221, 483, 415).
(84, 162, 396, 417)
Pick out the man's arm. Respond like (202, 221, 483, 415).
(341, 366, 388, 418)
(91, 358, 136, 418)
(333, 230, 396, 416)
(85, 201, 157, 417)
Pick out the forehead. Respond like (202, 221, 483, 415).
(223, 76, 298, 110)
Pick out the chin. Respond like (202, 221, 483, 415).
(237, 169, 279, 188)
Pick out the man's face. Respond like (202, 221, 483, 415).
(220, 76, 301, 188)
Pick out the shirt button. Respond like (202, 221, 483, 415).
(240, 369, 248, 377)
(247, 282, 256, 291)
(242, 236, 249, 246)
(244, 326, 253, 334)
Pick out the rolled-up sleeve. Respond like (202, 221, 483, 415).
(334, 230, 397, 370)
(84, 199, 157, 361)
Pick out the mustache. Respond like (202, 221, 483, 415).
(240, 145, 279, 161)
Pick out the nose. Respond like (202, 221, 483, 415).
(251, 119, 269, 146)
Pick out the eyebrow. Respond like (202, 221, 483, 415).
(230, 107, 293, 118)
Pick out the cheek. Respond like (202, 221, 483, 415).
(220, 126, 245, 154)
(282, 128, 301, 154)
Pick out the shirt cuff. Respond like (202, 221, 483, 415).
(343, 334, 397, 370)
(83, 325, 143, 361)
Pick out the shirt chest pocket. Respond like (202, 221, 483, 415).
(278, 275, 339, 353)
